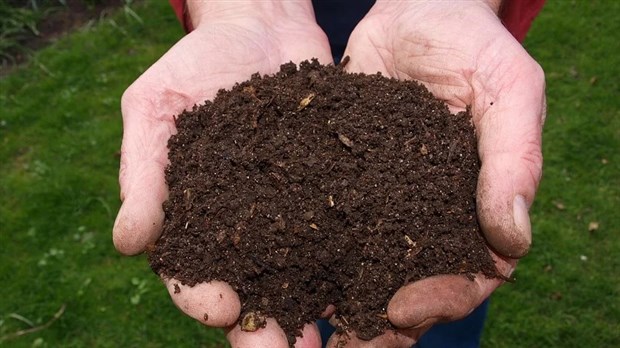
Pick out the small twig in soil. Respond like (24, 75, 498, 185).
(251, 113, 259, 129)
(263, 96, 274, 108)
(376, 313, 388, 320)
(338, 315, 352, 340)
(337, 133, 354, 149)
(403, 137, 416, 147)
(404, 235, 422, 259)
(249, 202, 257, 218)
(0, 304, 66, 343)
(404, 235, 416, 248)
(338, 56, 351, 69)
(325, 161, 337, 174)
(327, 195, 335, 207)
(419, 119, 430, 136)
(297, 92, 316, 111)
(447, 139, 459, 163)
(243, 86, 261, 102)
(241, 87, 266, 128)
(183, 188, 192, 209)
(243, 87, 274, 128)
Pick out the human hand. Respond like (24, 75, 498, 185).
(329, 1, 545, 346)
(112, 1, 332, 347)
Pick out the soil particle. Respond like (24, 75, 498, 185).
(241, 312, 267, 332)
(149, 59, 499, 346)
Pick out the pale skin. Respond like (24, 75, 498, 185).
(113, 1, 545, 347)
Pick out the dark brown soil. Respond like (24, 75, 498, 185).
(149, 59, 499, 345)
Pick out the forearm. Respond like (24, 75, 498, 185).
(369, 0, 544, 42)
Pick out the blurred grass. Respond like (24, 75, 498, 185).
(0, 1, 618, 347)
(0, 1, 42, 64)
(0, 2, 228, 347)
(1, 0, 100, 66)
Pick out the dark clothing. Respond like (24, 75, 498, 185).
(312, 0, 375, 63)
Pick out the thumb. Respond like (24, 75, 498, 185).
(112, 84, 183, 255)
(475, 52, 546, 258)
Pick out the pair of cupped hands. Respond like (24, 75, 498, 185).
(113, 1, 545, 347)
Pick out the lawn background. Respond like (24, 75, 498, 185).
(1, 1, 618, 347)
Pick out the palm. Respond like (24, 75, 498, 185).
(346, 2, 546, 255)
(133, 21, 332, 111)
(346, 3, 527, 110)
(116, 17, 332, 254)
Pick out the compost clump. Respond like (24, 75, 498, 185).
(149, 58, 499, 345)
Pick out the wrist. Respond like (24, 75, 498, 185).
(372, 0, 502, 16)
(480, 0, 503, 14)
(186, 0, 316, 29)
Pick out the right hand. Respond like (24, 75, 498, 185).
(325, 1, 545, 346)
(113, 2, 332, 346)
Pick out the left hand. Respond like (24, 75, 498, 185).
(327, 1, 546, 346)
(113, 1, 333, 347)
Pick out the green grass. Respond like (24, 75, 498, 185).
(0, 1, 618, 347)
(0, 1, 41, 64)
(0, 2, 228, 347)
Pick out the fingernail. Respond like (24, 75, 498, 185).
(512, 195, 531, 246)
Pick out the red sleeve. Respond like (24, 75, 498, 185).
(499, 0, 546, 42)
(169, 0, 193, 33)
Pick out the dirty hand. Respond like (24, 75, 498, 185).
(112, 1, 332, 347)
(331, 0, 546, 346)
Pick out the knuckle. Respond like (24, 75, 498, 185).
(121, 81, 143, 110)
(523, 57, 545, 90)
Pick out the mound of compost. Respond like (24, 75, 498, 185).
(148, 58, 499, 345)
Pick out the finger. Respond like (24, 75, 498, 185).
(326, 328, 426, 348)
(387, 254, 516, 329)
(475, 51, 546, 258)
(322, 304, 336, 318)
(112, 84, 183, 255)
(226, 319, 321, 348)
(112, 160, 167, 255)
(165, 279, 241, 327)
